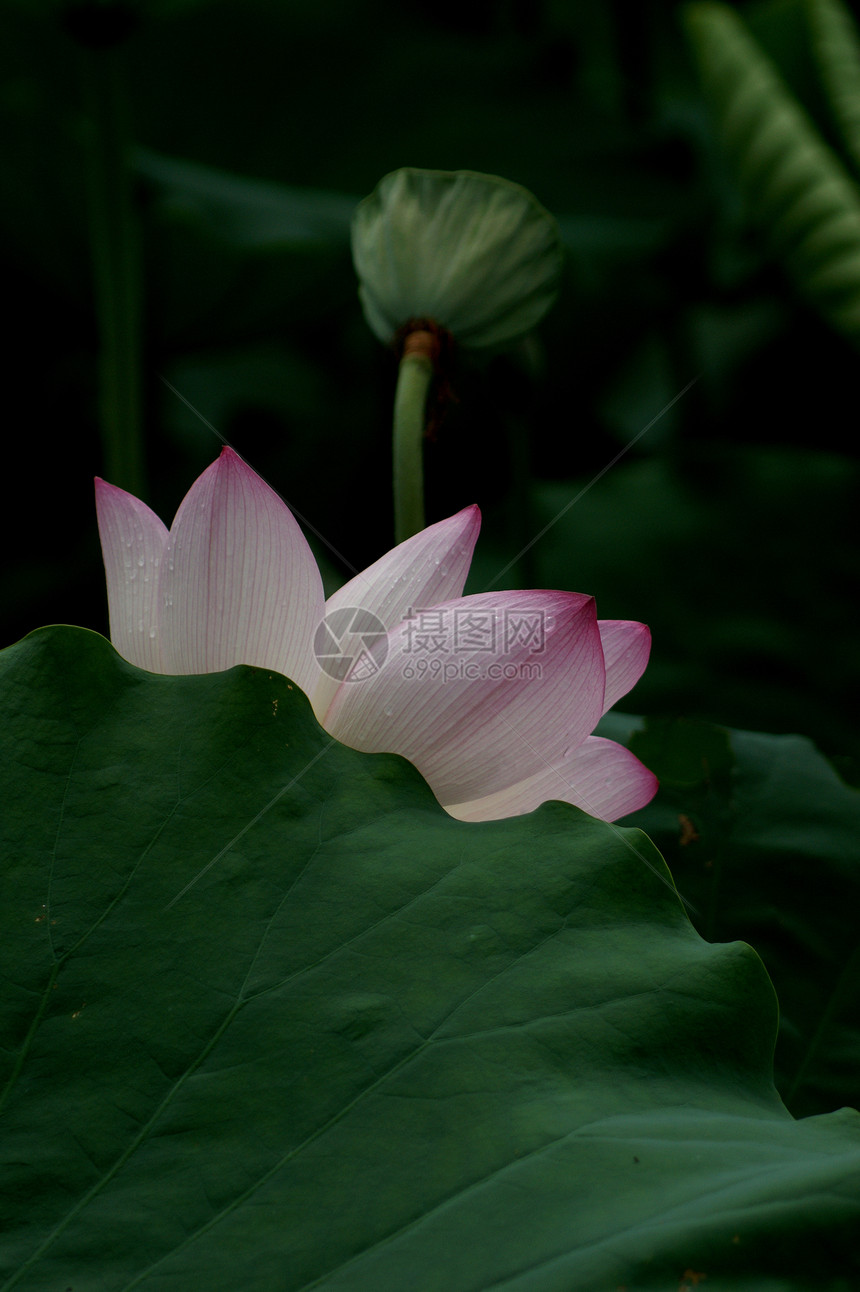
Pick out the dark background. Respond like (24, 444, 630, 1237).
(2, 0, 858, 764)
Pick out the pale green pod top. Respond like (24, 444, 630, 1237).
(351, 167, 563, 349)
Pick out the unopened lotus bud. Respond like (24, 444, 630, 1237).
(351, 167, 563, 350)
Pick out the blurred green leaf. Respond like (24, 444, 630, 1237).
(629, 716, 735, 795)
(686, 0, 860, 346)
(808, 0, 860, 176)
(136, 147, 356, 249)
(136, 149, 356, 345)
(3, 626, 860, 1288)
(621, 717, 860, 1120)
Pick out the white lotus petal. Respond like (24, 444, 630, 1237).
(95, 479, 168, 672)
(326, 590, 604, 804)
(599, 620, 652, 713)
(311, 506, 480, 720)
(448, 736, 659, 822)
(160, 447, 325, 693)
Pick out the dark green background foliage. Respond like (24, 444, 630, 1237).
(2, 627, 860, 1290)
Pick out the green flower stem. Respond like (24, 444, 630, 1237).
(82, 48, 145, 497)
(392, 338, 435, 543)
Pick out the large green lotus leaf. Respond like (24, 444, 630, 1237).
(2, 627, 860, 1291)
(686, 1, 860, 346)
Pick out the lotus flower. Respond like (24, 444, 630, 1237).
(96, 448, 657, 821)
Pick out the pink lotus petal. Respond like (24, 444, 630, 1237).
(160, 447, 325, 693)
(447, 735, 658, 822)
(95, 453, 658, 825)
(311, 505, 481, 719)
(325, 590, 605, 805)
(598, 620, 651, 713)
(95, 479, 169, 672)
